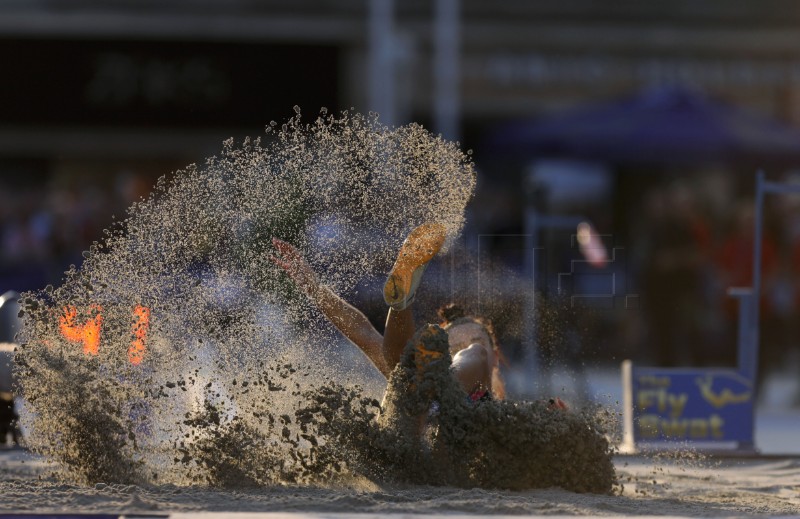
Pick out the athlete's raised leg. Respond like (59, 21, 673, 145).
(381, 223, 446, 369)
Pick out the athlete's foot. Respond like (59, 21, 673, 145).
(384, 223, 446, 310)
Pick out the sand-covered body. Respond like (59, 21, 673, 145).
(375, 325, 615, 492)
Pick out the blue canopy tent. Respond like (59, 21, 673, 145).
(486, 86, 800, 165)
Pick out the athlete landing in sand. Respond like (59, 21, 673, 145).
(270, 223, 567, 408)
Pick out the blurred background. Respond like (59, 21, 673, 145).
(1, 0, 799, 409)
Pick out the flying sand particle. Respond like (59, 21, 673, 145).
(14, 110, 615, 492)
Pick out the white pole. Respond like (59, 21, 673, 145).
(433, 0, 461, 142)
(368, 0, 396, 127)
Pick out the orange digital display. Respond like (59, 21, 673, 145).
(59, 304, 103, 355)
(59, 304, 151, 364)
(128, 305, 150, 365)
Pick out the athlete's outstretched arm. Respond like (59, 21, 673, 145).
(270, 238, 389, 376)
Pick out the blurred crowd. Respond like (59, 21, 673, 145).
(630, 171, 800, 380)
(466, 166, 800, 383)
(2, 166, 799, 384)
(0, 168, 159, 293)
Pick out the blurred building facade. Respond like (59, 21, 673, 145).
(4, 1, 800, 152)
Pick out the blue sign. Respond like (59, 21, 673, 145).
(628, 366, 754, 447)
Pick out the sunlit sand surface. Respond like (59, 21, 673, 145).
(0, 448, 798, 516)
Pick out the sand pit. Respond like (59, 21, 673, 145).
(0, 448, 799, 516)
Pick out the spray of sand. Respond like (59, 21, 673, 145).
(14, 109, 615, 492)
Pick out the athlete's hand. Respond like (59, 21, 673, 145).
(270, 238, 320, 296)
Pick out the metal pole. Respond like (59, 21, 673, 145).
(523, 206, 540, 393)
(433, 0, 461, 142)
(747, 171, 765, 384)
(522, 181, 549, 396)
(368, 0, 395, 126)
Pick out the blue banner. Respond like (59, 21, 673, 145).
(630, 367, 754, 445)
